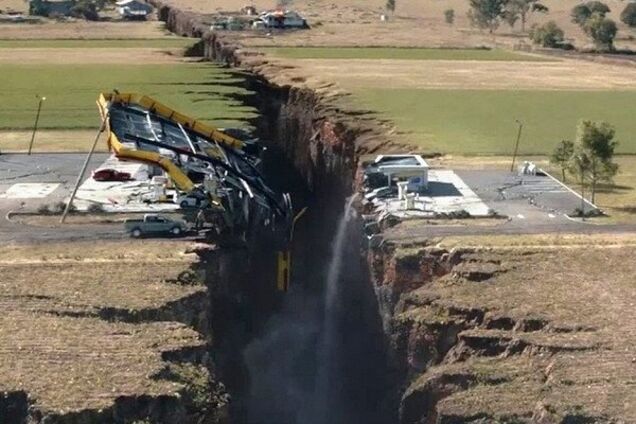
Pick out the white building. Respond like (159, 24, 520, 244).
(257, 10, 308, 28)
(371, 154, 429, 192)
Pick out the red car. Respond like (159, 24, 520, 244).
(92, 169, 132, 182)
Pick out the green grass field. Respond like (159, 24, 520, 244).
(0, 63, 256, 130)
(353, 89, 636, 155)
(0, 38, 197, 48)
(258, 47, 550, 61)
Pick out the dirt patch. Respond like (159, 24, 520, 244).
(0, 47, 190, 64)
(266, 56, 636, 90)
(0, 21, 170, 39)
(0, 0, 28, 13)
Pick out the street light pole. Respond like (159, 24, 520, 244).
(60, 108, 109, 224)
(510, 119, 523, 173)
(28, 95, 46, 155)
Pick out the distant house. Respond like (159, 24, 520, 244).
(258, 10, 308, 29)
(116, 0, 152, 20)
(29, 0, 75, 17)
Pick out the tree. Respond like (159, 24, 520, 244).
(386, 0, 396, 14)
(620, 3, 636, 27)
(571, 1, 610, 26)
(504, 0, 548, 32)
(584, 12, 617, 51)
(530, 21, 565, 47)
(444, 8, 455, 25)
(574, 120, 619, 203)
(468, 0, 507, 33)
(570, 148, 593, 216)
(550, 139, 574, 181)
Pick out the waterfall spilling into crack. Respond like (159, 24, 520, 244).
(306, 194, 358, 424)
(239, 193, 395, 424)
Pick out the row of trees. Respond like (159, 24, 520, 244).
(550, 121, 619, 205)
(469, 0, 636, 51)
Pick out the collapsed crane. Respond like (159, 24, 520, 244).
(97, 92, 295, 290)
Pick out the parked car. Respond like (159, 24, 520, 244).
(92, 169, 132, 182)
(124, 214, 188, 238)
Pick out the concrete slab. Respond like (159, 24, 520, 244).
(0, 183, 60, 199)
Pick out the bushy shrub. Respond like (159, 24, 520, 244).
(87, 203, 105, 213)
(444, 8, 455, 25)
(530, 21, 565, 47)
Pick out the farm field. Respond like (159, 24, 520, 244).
(0, 63, 255, 131)
(354, 88, 636, 155)
(0, 38, 197, 48)
(257, 47, 548, 61)
(0, 62, 256, 153)
(0, 21, 173, 39)
(258, 47, 636, 155)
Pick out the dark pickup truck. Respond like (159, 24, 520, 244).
(124, 214, 188, 238)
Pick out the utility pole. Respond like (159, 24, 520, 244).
(60, 109, 109, 224)
(579, 157, 586, 221)
(28, 95, 46, 155)
(510, 119, 523, 173)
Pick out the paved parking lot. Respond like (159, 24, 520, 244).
(455, 169, 594, 225)
(0, 153, 108, 213)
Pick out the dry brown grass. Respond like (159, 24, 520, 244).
(0, 0, 28, 13)
(269, 56, 636, 90)
(170, 0, 636, 50)
(0, 20, 170, 39)
(0, 240, 207, 413)
(435, 232, 636, 248)
(399, 242, 636, 421)
(0, 46, 189, 64)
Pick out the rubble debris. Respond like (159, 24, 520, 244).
(361, 154, 490, 236)
(98, 92, 293, 240)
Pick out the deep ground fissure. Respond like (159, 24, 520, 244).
(208, 77, 398, 422)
